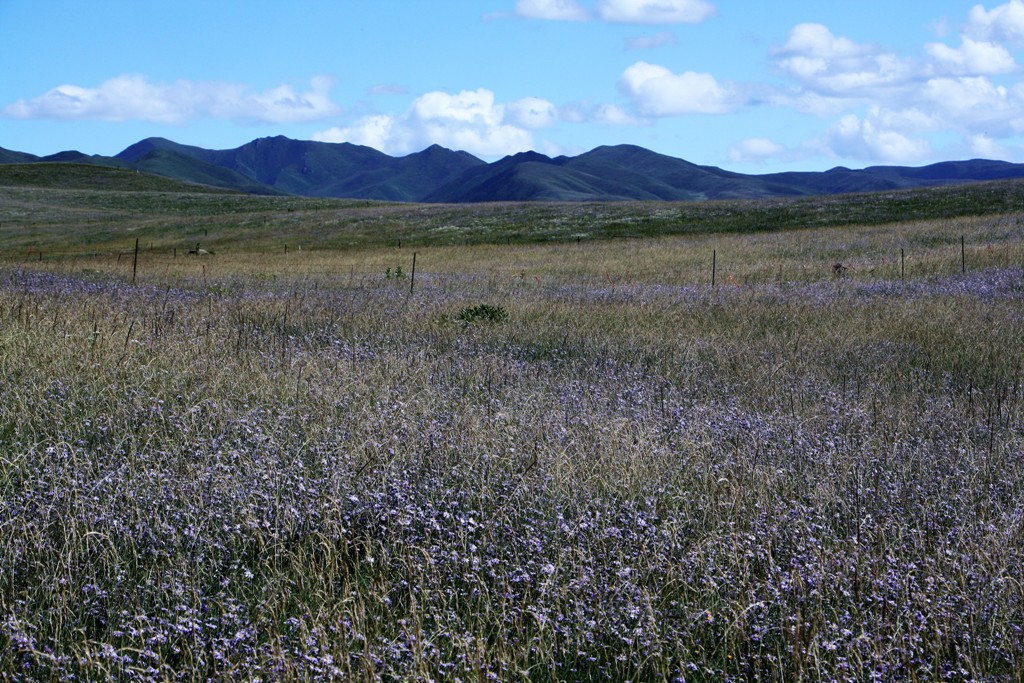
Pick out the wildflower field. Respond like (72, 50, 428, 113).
(1, 172, 1023, 681)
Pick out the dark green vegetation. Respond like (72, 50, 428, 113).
(456, 303, 509, 325)
(5, 136, 1024, 201)
(0, 169, 1022, 680)
(2, 162, 1024, 257)
(0, 163, 234, 193)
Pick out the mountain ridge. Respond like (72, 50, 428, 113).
(3, 137, 1024, 202)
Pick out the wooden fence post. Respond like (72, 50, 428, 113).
(410, 252, 417, 295)
(132, 238, 139, 284)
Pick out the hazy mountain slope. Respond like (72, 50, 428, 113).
(759, 168, 906, 194)
(864, 159, 1024, 183)
(761, 159, 1024, 194)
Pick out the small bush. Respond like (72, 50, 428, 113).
(456, 303, 508, 324)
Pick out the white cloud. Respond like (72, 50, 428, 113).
(3, 74, 192, 124)
(212, 76, 340, 124)
(625, 31, 677, 50)
(871, 106, 939, 132)
(778, 22, 867, 61)
(316, 115, 398, 152)
(413, 90, 504, 125)
(931, 17, 952, 39)
(593, 103, 642, 125)
(825, 110, 931, 163)
(514, 0, 716, 23)
(766, 88, 851, 117)
(597, 0, 715, 24)
(923, 76, 1011, 113)
(926, 37, 1016, 75)
(314, 89, 542, 158)
(506, 97, 559, 128)
(969, 133, 1012, 158)
(368, 84, 409, 96)
(967, 0, 1024, 44)
(728, 137, 784, 163)
(514, 0, 589, 20)
(773, 24, 912, 96)
(619, 61, 736, 115)
(921, 76, 1018, 131)
(757, 4, 1024, 166)
(3, 74, 340, 125)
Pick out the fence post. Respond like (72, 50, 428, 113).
(132, 238, 139, 284)
(410, 252, 417, 295)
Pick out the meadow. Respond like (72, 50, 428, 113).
(1, 171, 1023, 681)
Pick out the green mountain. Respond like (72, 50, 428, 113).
(116, 136, 486, 199)
(129, 149, 283, 195)
(425, 146, 804, 202)
(426, 145, 1024, 202)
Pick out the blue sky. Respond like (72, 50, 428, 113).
(2, 0, 1024, 173)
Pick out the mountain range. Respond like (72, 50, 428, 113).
(4, 135, 1024, 203)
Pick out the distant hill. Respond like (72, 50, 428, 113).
(0, 161, 235, 193)
(424, 144, 1024, 202)
(0, 145, 43, 165)
(116, 136, 486, 200)
(3, 136, 1024, 202)
(127, 148, 284, 195)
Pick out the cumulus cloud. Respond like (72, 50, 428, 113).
(597, 0, 715, 24)
(2, 74, 340, 124)
(758, 5, 1024, 166)
(514, 0, 589, 21)
(316, 115, 399, 153)
(824, 109, 931, 163)
(921, 76, 1018, 131)
(772, 23, 912, 96)
(797, 74, 1024, 164)
(314, 89, 555, 158)
(778, 22, 864, 59)
(728, 137, 784, 163)
(619, 61, 736, 115)
(967, 0, 1024, 44)
(926, 37, 1016, 75)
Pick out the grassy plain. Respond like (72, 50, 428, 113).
(1, 170, 1023, 680)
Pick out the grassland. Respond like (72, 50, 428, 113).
(1, 170, 1023, 681)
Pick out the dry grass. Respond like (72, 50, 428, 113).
(1, 201, 1023, 680)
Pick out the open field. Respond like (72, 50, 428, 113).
(1, 174, 1023, 680)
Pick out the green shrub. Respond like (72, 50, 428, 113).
(456, 303, 508, 324)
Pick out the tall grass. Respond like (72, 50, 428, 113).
(0, 202, 1023, 680)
